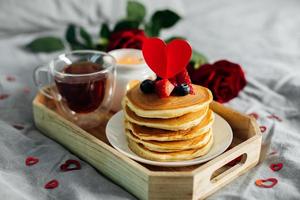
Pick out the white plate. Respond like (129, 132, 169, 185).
(106, 111, 233, 167)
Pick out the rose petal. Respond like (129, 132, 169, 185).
(44, 179, 59, 189)
(25, 156, 39, 166)
(108, 29, 146, 51)
(60, 159, 81, 172)
(270, 163, 283, 171)
(188, 59, 246, 103)
(255, 178, 278, 188)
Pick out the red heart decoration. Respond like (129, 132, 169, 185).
(60, 159, 81, 172)
(44, 179, 59, 189)
(260, 126, 267, 133)
(12, 123, 25, 130)
(267, 114, 282, 122)
(270, 163, 283, 171)
(255, 178, 278, 188)
(142, 38, 192, 79)
(25, 156, 39, 166)
(248, 112, 259, 120)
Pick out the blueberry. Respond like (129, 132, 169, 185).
(174, 83, 190, 96)
(140, 79, 155, 94)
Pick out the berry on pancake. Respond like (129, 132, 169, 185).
(155, 79, 175, 98)
(174, 83, 191, 96)
(140, 79, 155, 94)
(169, 76, 178, 87)
(176, 69, 194, 94)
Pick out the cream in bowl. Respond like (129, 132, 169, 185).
(108, 48, 154, 111)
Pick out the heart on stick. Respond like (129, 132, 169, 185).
(142, 38, 192, 79)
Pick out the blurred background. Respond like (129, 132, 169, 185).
(1, 0, 300, 96)
(1, 0, 300, 121)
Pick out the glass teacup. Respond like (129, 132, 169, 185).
(34, 50, 116, 129)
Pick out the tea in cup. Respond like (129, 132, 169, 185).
(34, 50, 116, 128)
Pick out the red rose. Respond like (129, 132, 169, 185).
(188, 60, 246, 103)
(107, 29, 146, 51)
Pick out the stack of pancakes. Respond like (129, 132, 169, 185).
(123, 84, 214, 162)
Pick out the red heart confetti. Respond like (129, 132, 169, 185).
(142, 38, 192, 79)
(25, 156, 39, 166)
(12, 123, 25, 130)
(269, 150, 278, 156)
(60, 159, 81, 172)
(44, 179, 59, 189)
(248, 112, 259, 120)
(270, 163, 283, 171)
(23, 87, 31, 94)
(6, 75, 16, 82)
(260, 126, 267, 133)
(13, 124, 25, 130)
(0, 94, 9, 100)
(255, 178, 278, 188)
(267, 114, 282, 122)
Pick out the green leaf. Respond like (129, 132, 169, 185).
(151, 10, 181, 28)
(113, 19, 140, 32)
(65, 24, 77, 44)
(165, 36, 186, 43)
(127, 1, 146, 22)
(96, 38, 109, 52)
(65, 24, 88, 50)
(147, 10, 181, 36)
(144, 23, 152, 36)
(25, 36, 64, 53)
(145, 22, 160, 36)
(99, 23, 110, 39)
(191, 50, 208, 69)
(79, 27, 93, 48)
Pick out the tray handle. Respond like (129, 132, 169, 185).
(210, 152, 247, 184)
(194, 136, 262, 199)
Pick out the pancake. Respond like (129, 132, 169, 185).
(127, 135, 214, 162)
(125, 109, 214, 141)
(125, 84, 213, 118)
(124, 105, 209, 131)
(126, 128, 212, 152)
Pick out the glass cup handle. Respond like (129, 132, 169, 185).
(33, 65, 54, 99)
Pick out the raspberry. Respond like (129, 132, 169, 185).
(155, 79, 175, 98)
(169, 76, 178, 87)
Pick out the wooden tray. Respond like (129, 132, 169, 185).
(33, 93, 262, 200)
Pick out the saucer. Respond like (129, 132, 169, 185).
(106, 111, 233, 167)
